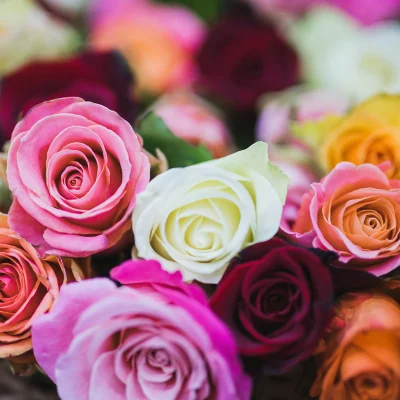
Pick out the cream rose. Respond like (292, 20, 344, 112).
(132, 142, 289, 283)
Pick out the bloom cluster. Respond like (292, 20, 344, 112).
(0, 0, 400, 399)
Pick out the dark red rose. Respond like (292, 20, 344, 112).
(210, 238, 333, 373)
(197, 17, 299, 109)
(0, 50, 136, 144)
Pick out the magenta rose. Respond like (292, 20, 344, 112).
(210, 238, 334, 373)
(7, 97, 150, 257)
(0, 51, 136, 144)
(197, 16, 299, 110)
(32, 274, 252, 398)
(110, 259, 208, 304)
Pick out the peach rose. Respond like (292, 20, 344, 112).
(151, 91, 234, 158)
(294, 162, 400, 275)
(7, 97, 150, 257)
(321, 94, 400, 179)
(311, 294, 400, 400)
(0, 226, 85, 365)
(89, 0, 205, 96)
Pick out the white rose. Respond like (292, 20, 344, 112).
(132, 142, 289, 283)
(291, 7, 400, 101)
(0, 0, 80, 76)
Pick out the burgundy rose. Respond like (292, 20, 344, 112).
(210, 238, 334, 373)
(197, 17, 299, 109)
(0, 50, 136, 143)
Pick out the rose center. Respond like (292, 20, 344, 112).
(66, 174, 82, 190)
(350, 372, 391, 400)
(147, 349, 171, 368)
(0, 274, 17, 298)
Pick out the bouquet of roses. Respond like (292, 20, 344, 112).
(0, 0, 400, 399)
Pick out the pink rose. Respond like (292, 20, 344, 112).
(256, 89, 349, 145)
(294, 162, 400, 275)
(152, 91, 234, 158)
(332, 0, 400, 25)
(110, 259, 208, 304)
(246, 0, 400, 24)
(277, 160, 316, 241)
(7, 97, 150, 257)
(32, 273, 252, 399)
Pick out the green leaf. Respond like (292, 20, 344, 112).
(154, 0, 222, 22)
(137, 112, 213, 168)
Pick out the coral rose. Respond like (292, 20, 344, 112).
(294, 162, 400, 275)
(89, 0, 205, 96)
(311, 294, 400, 400)
(7, 97, 150, 257)
(32, 277, 252, 399)
(0, 226, 85, 364)
(321, 95, 400, 178)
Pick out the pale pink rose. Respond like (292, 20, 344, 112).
(256, 89, 349, 145)
(277, 161, 316, 240)
(32, 276, 252, 399)
(246, 0, 400, 24)
(89, 0, 205, 95)
(152, 91, 234, 158)
(7, 97, 150, 257)
(294, 162, 400, 275)
(332, 0, 400, 25)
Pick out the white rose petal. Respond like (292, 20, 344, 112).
(132, 142, 289, 283)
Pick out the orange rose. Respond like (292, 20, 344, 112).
(311, 293, 400, 400)
(320, 94, 400, 179)
(90, 2, 205, 96)
(0, 227, 86, 366)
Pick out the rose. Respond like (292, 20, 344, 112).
(197, 15, 299, 110)
(0, 0, 79, 77)
(7, 97, 150, 257)
(210, 238, 334, 372)
(110, 258, 208, 304)
(294, 162, 400, 275)
(89, 0, 205, 96)
(0, 223, 85, 365)
(151, 91, 234, 158)
(245, 0, 400, 24)
(320, 94, 400, 178)
(332, 0, 400, 25)
(311, 293, 400, 400)
(0, 51, 136, 144)
(132, 142, 289, 283)
(291, 9, 400, 101)
(256, 87, 350, 148)
(276, 159, 316, 240)
(32, 278, 252, 399)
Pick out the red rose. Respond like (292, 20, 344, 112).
(197, 16, 299, 110)
(210, 238, 333, 373)
(0, 51, 136, 143)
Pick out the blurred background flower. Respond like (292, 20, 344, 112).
(0, 0, 79, 77)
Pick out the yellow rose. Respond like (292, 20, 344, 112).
(320, 94, 400, 178)
(311, 293, 400, 400)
